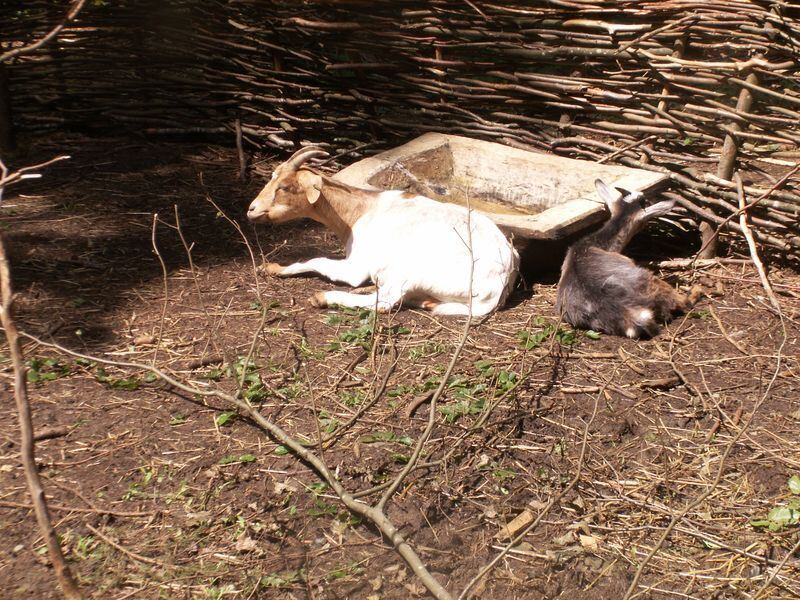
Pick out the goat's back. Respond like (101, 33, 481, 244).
(557, 246, 661, 337)
(349, 192, 519, 304)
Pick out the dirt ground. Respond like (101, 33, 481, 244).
(1, 136, 800, 599)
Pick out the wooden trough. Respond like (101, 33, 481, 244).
(334, 133, 668, 240)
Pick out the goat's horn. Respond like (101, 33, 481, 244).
(285, 145, 329, 171)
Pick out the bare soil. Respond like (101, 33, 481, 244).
(1, 137, 799, 599)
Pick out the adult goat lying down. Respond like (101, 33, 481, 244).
(247, 146, 519, 316)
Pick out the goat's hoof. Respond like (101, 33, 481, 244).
(419, 300, 439, 311)
(308, 292, 328, 308)
(259, 262, 284, 276)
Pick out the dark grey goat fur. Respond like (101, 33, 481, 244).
(556, 179, 701, 338)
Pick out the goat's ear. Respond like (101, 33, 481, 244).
(296, 170, 322, 205)
(594, 179, 620, 210)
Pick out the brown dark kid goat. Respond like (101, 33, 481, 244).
(556, 179, 702, 338)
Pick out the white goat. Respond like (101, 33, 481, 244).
(246, 146, 519, 316)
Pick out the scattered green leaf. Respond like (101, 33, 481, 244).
(169, 414, 187, 426)
(493, 467, 517, 482)
(260, 570, 304, 589)
(219, 454, 257, 465)
(689, 309, 711, 320)
(360, 431, 413, 445)
(308, 499, 338, 518)
(26, 357, 72, 383)
(215, 411, 236, 427)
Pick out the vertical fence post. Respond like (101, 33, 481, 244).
(700, 71, 759, 259)
(716, 73, 758, 182)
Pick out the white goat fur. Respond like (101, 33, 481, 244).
(247, 148, 519, 316)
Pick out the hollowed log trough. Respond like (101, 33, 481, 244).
(334, 133, 668, 241)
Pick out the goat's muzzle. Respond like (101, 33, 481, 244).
(246, 203, 269, 223)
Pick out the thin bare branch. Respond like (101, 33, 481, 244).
(0, 0, 87, 63)
(0, 236, 82, 599)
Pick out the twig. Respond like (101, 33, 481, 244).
(0, 500, 151, 518)
(21, 331, 452, 600)
(403, 390, 434, 419)
(457, 389, 600, 600)
(0, 0, 87, 63)
(656, 258, 750, 269)
(0, 236, 82, 599)
(150, 214, 169, 367)
(615, 14, 698, 55)
(377, 195, 477, 514)
(200, 175, 263, 301)
(665, 314, 704, 402)
(85, 524, 170, 568)
(235, 117, 247, 182)
(754, 535, 800, 599)
(323, 344, 398, 447)
(622, 307, 788, 599)
(0, 155, 71, 203)
(707, 304, 748, 355)
(735, 173, 782, 313)
(173, 204, 228, 365)
(596, 135, 657, 164)
(378, 309, 472, 512)
(694, 163, 800, 261)
(33, 425, 70, 442)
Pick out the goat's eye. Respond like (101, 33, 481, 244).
(277, 184, 289, 192)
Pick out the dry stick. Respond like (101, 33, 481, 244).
(173, 205, 226, 364)
(458, 390, 600, 600)
(0, 0, 86, 63)
(0, 500, 150, 518)
(596, 135, 657, 165)
(200, 176, 262, 301)
(84, 524, 170, 569)
(234, 117, 247, 182)
(0, 155, 70, 203)
(694, 163, 800, 261)
(615, 14, 699, 55)
(378, 308, 472, 512)
(355, 346, 544, 501)
(754, 532, 800, 599)
(236, 300, 273, 394)
(702, 69, 759, 258)
(707, 304, 748, 356)
(356, 346, 547, 502)
(21, 332, 452, 600)
(735, 173, 782, 313)
(199, 181, 271, 393)
(377, 197, 477, 514)
(622, 319, 788, 600)
(204, 187, 278, 394)
(322, 345, 398, 447)
(665, 314, 704, 404)
(0, 158, 6, 199)
(150, 214, 169, 368)
(0, 237, 82, 600)
(657, 258, 750, 269)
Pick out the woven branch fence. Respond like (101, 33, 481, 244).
(3, 1, 800, 257)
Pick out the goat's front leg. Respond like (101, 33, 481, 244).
(262, 258, 370, 288)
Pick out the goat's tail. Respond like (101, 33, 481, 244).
(622, 305, 659, 339)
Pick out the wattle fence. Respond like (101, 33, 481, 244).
(3, 1, 800, 256)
